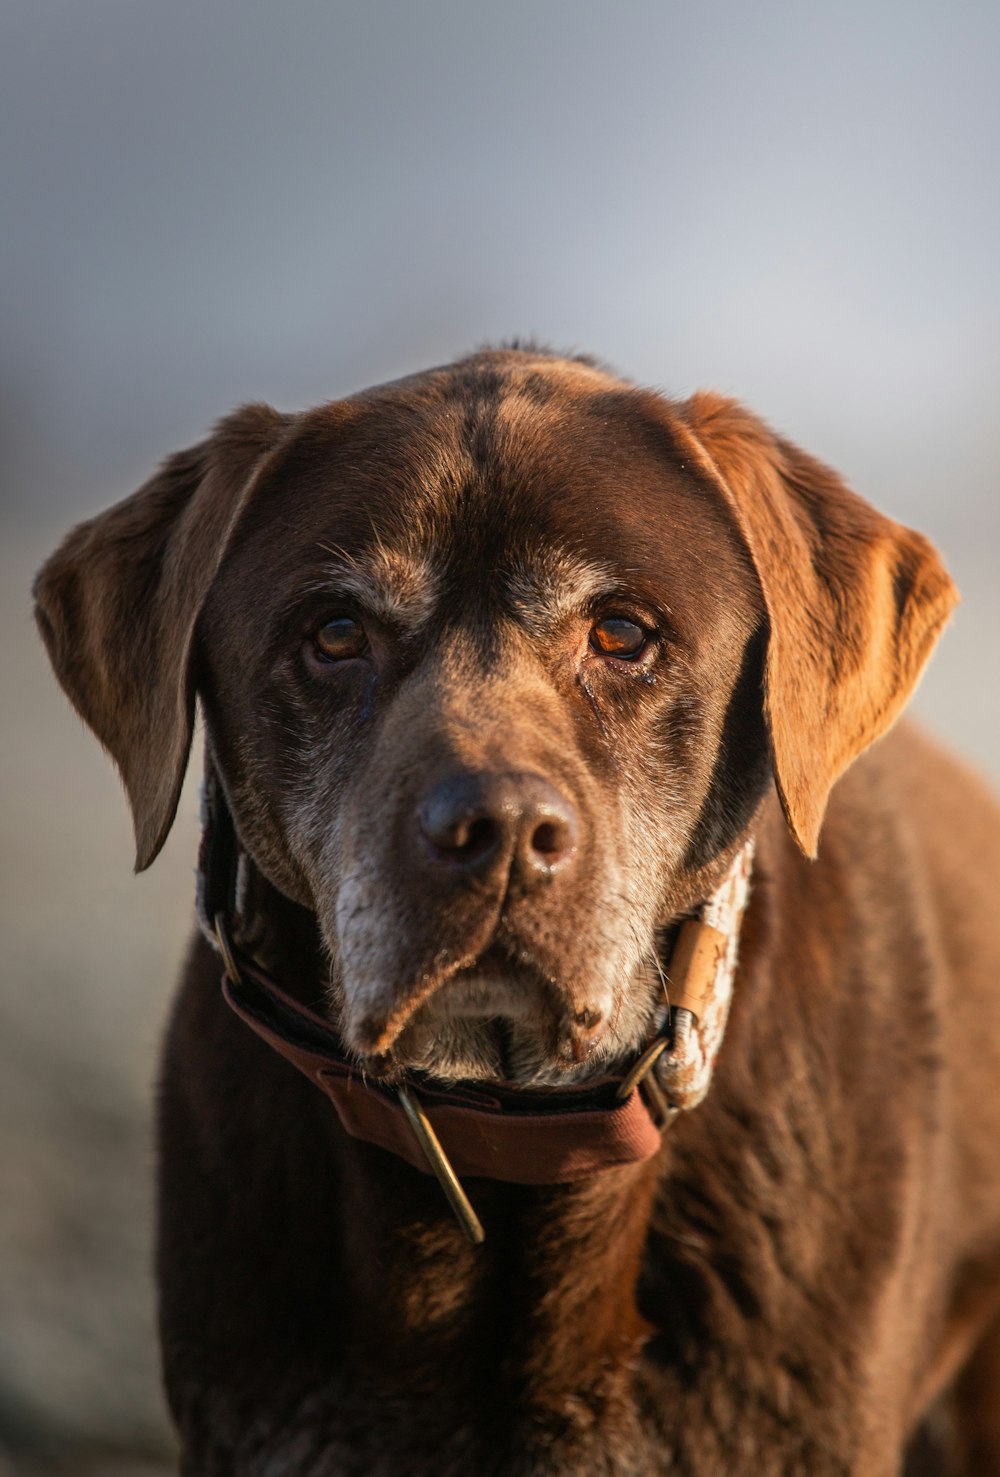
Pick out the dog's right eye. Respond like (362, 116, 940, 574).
(589, 617, 649, 659)
(313, 616, 368, 662)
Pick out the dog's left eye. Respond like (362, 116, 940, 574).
(589, 618, 648, 659)
(313, 616, 368, 662)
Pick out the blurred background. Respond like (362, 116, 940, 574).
(1, 1, 997, 1472)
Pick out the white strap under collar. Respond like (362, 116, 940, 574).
(656, 839, 755, 1112)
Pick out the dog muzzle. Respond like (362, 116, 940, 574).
(197, 766, 754, 1243)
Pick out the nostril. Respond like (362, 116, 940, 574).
(452, 815, 499, 861)
(530, 820, 566, 860)
(417, 784, 505, 868)
(526, 806, 576, 868)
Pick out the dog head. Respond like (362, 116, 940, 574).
(34, 349, 956, 1084)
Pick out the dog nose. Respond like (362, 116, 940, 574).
(417, 772, 577, 884)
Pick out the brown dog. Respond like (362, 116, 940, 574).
(34, 347, 1000, 1475)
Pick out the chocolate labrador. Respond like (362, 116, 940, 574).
(34, 348, 1000, 1475)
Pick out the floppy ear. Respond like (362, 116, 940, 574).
(34, 404, 291, 871)
(672, 393, 958, 857)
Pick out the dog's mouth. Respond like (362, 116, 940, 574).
(349, 940, 649, 1089)
(416, 943, 558, 1021)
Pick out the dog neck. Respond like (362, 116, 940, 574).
(335, 1154, 662, 1434)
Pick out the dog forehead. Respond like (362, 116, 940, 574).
(227, 357, 751, 633)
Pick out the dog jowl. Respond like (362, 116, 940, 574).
(36, 347, 1000, 1477)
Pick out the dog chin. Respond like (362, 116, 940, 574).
(389, 966, 545, 1084)
(372, 958, 655, 1089)
(388, 1014, 596, 1088)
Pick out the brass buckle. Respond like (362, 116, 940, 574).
(616, 1037, 680, 1129)
(214, 913, 241, 984)
(398, 1086, 485, 1245)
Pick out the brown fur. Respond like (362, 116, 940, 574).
(33, 347, 1000, 1474)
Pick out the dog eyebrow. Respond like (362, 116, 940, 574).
(304, 545, 441, 628)
(504, 550, 620, 629)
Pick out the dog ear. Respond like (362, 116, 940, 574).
(672, 393, 958, 857)
(34, 404, 291, 871)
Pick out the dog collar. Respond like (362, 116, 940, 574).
(202, 802, 754, 1243)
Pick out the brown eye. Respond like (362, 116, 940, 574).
(589, 617, 648, 659)
(314, 616, 368, 661)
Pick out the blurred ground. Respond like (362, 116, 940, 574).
(0, 526, 192, 1474)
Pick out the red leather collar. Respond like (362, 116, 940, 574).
(220, 942, 665, 1188)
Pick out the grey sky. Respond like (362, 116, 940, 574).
(3, 0, 997, 534)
